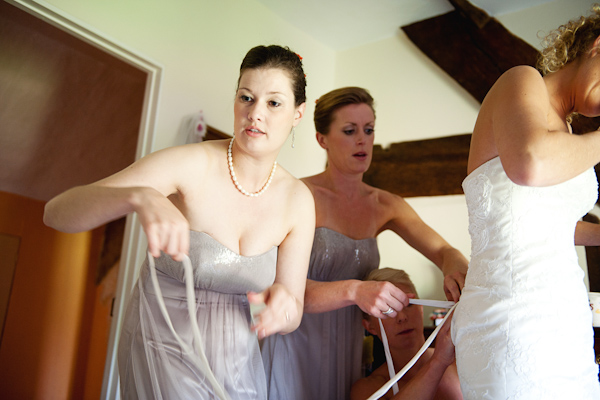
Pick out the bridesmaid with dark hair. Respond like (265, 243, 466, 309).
(44, 45, 315, 399)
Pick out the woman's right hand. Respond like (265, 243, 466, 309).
(431, 311, 456, 368)
(133, 187, 190, 261)
(353, 280, 409, 318)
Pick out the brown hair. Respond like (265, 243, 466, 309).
(313, 86, 375, 134)
(537, 4, 600, 75)
(238, 45, 306, 106)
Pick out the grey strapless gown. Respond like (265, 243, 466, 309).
(262, 227, 380, 400)
(118, 231, 277, 399)
(452, 157, 600, 399)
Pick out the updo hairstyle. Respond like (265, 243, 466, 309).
(238, 45, 306, 106)
(314, 87, 375, 135)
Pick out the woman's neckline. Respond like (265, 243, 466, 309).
(315, 226, 377, 242)
(189, 229, 277, 258)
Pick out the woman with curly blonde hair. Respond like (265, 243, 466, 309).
(451, 5, 600, 399)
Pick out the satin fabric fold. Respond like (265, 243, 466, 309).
(118, 231, 277, 399)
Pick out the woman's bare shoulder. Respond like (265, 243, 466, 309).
(300, 172, 326, 188)
(279, 167, 314, 200)
(499, 65, 542, 84)
(368, 185, 407, 208)
(350, 368, 390, 400)
(141, 140, 225, 165)
(487, 65, 545, 101)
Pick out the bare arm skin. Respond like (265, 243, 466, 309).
(302, 182, 467, 317)
(470, 66, 600, 186)
(351, 314, 462, 400)
(304, 278, 409, 317)
(46, 139, 316, 337)
(44, 144, 197, 259)
(380, 193, 468, 302)
(388, 314, 462, 400)
(575, 220, 600, 246)
(248, 179, 316, 337)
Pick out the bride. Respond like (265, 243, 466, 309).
(452, 6, 600, 399)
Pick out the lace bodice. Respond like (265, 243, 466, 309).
(453, 156, 600, 399)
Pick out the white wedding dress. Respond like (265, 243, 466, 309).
(118, 231, 276, 399)
(452, 157, 600, 399)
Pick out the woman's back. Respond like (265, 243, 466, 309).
(452, 156, 600, 399)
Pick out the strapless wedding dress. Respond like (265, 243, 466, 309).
(118, 231, 276, 399)
(452, 157, 600, 399)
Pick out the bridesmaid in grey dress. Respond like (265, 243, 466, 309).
(43, 45, 315, 399)
(262, 87, 468, 400)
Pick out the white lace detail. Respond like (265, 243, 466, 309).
(453, 157, 600, 399)
(463, 171, 493, 257)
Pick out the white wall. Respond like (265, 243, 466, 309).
(42, 0, 335, 179)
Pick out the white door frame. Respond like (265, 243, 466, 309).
(5, 1, 163, 398)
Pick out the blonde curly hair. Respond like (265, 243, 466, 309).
(537, 4, 600, 76)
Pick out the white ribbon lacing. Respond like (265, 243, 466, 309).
(367, 302, 458, 400)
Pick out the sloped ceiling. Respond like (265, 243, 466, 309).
(256, 0, 553, 51)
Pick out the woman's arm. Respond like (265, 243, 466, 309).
(351, 315, 462, 400)
(303, 278, 409, 317)
(248, 180, 316, 337)
(575, 220, 600, 246)
(390, 314, 462, 400)
(44, 144, 199, 259)
(382, 193, 468, 302)
(492, 66, 600, 186)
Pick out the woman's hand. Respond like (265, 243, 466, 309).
(353, 280, 409, 318)
(133, 187, 190, 261)
(440, 248, 467, 302)
(431, 311, 456, 368)
(248, 283, 300, 339)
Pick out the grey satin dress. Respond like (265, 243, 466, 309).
(118, 230, 277, 399)
(262, 227, 380, 400)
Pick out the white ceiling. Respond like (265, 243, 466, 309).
(256, 0, 554, 51)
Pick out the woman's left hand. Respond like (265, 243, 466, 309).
(248, 283, 299, 339)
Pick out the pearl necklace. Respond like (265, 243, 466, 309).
(227, 138, 277, 197)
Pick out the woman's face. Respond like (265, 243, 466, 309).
(234, 68, 304, 154)
(368, 283, 424, 349)
(318, 103, 375, 174)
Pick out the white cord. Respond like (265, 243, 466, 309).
(367, 304, 457, 400)
(148, 252, 230, 400)
(378, 318, 400, 395)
